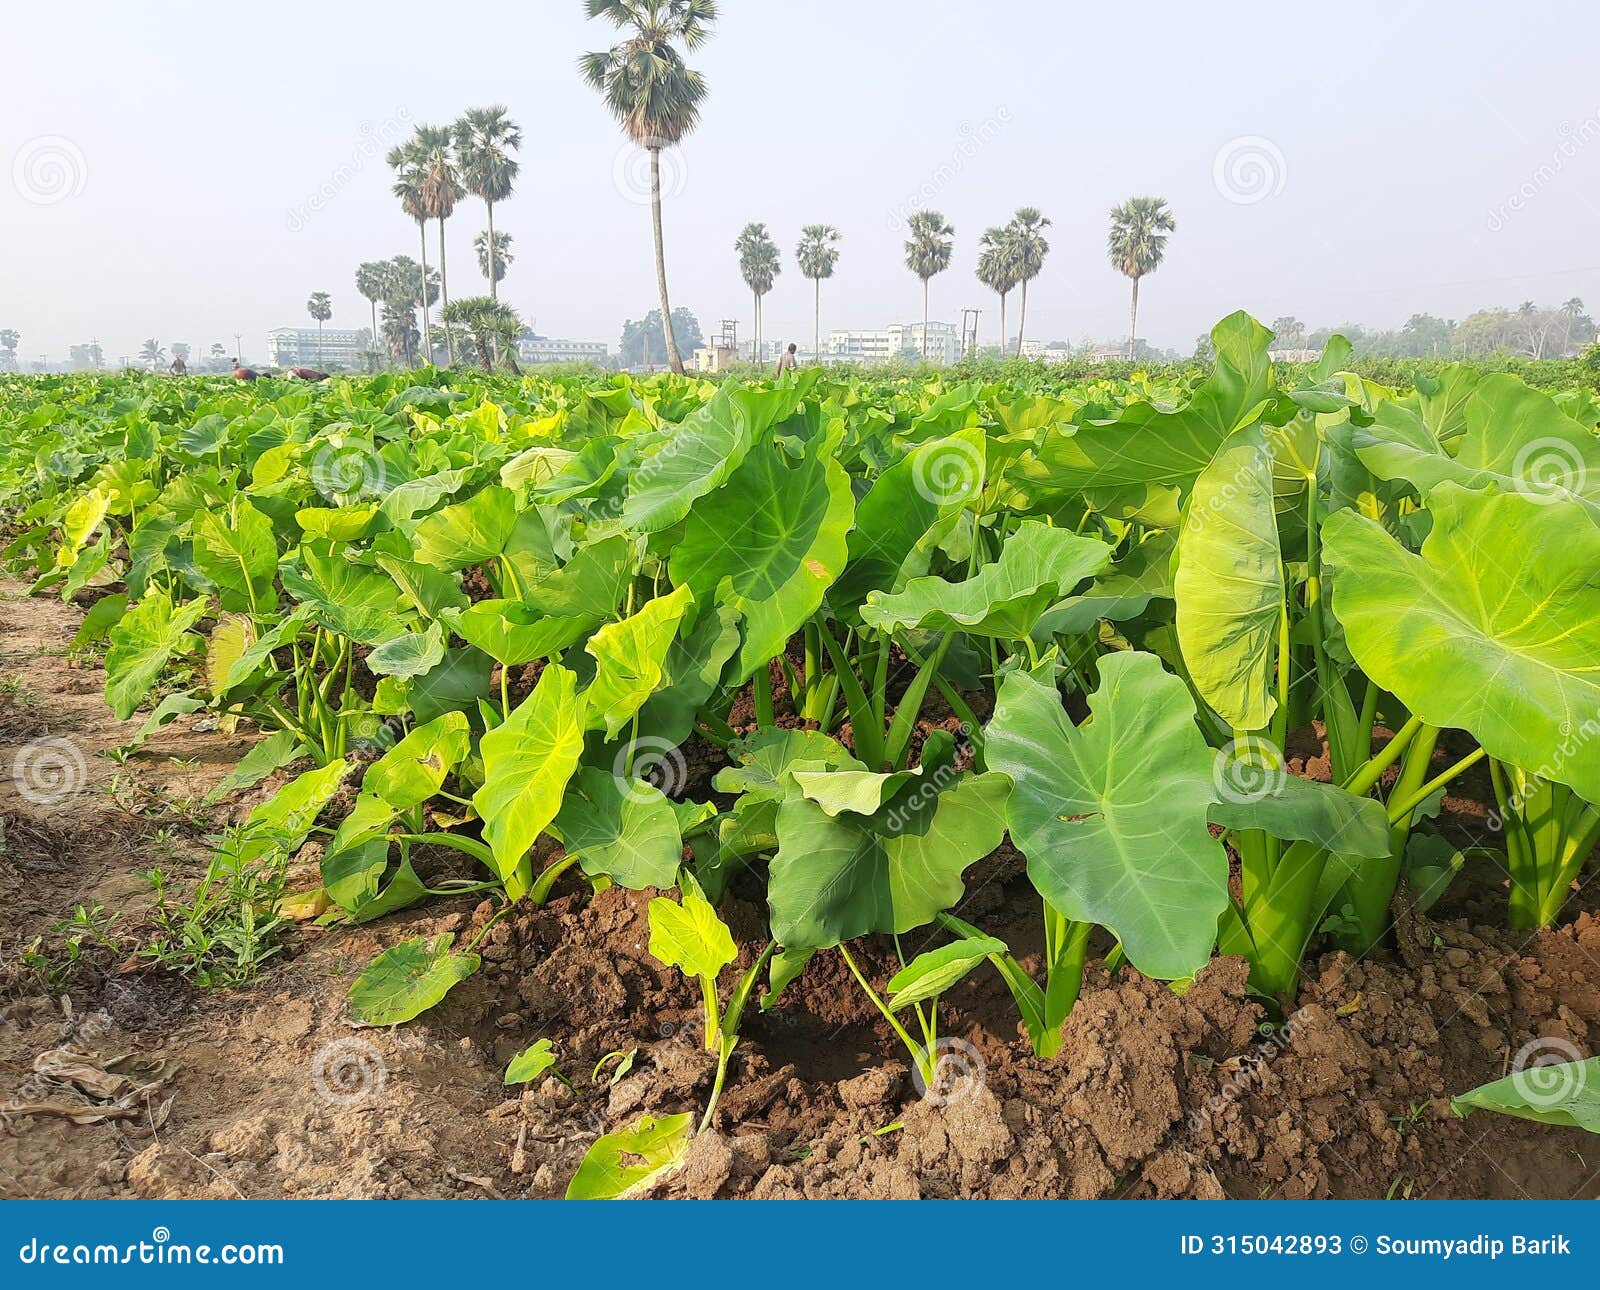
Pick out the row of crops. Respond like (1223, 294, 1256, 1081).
(4, 312, 1600, 1187)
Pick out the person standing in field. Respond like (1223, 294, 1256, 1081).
(168, 353, 187, 375)
(774, 342, 798, 377)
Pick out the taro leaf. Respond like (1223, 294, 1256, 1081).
(886, 936, 1008, 1011)
(279, 543, 408, 644)
(446, 599, 595, 666)
(523, 534, 640, 621)
(1033, 529, 1175, 638)
(72, 592, 128, 647)
(1323, 484, 1600, 801)
(295, 503, 383, 543)
(713, 729, 862, 801)
(220, 605, 311, 691)
(669, 429, 854, 681)
(57, 486, 111, 568)
(374, 552, 469, 621)
(1402, 833, 1465, 912)
(1175, 423, 1284, 730)
(505, 1038, 559, 1085)
(411, 484, 519, 569)
(554, 766, 683, 890)
(833, 428, 985, 609)
(472, 665, 586, 900)
(618, 385, 800, 533)
(1208, 770, 1391, 859)
(583, 584, 694, 737)
(564, 1112, 694, 1200)
(768, 768, 1009, 952)
(1452, 1060, 1600, 1133)
(861, 521, 1112, 639)
(192, 500, 277, 613)
(985, 652, 1226, 981)
(125, 692, 204, 753)
(232, 759, 352, 866)
(647, 885, 737, 981)
(104, 595, 210, 720)
(1021, 312, 1273, 493)
(1354, 376, 1600, 515)
(348, 933, 481, 1025)
(634, 600, 741, 747)
(367, 622, 447, 678)
(363, 711, 471, 810)
(205, 612, 255, 694)
(202, 729, 307, 805)
(409, 647, 493, 725)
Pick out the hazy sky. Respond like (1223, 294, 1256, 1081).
(6, 0, 1600, 362)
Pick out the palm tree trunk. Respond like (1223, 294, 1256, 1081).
(813, 277, 820, 365)
(753, 289, 760, 363)
(368, 299, 379, 369)
(416, 222, 433, 364)
(486, 201, 497, 300)
(438, 218, 455, 365)
(922, 280, 930, 360)
(999, 292, 1007, 356)
(317, 318, 324, 366)
(1128, 276, 1140, 360)
(649, 148, 683, 374)
(1017, 279, 1028, 357)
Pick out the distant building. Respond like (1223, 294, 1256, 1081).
(517, 335, 609, 365)
(267, 326, 371, 368)
(827, 320, 962, 364)
(1268, 347, 1322, 363)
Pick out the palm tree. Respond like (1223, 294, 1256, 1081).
(387, 146, 434, 362)
(355, 262, 392, 356)
(976, 225, 1020, 355)
(454, 106, 522, 301)
(1107, 196, 1176, 360)
(581, 0, 717, 376)
(904, 210, 954, 359)
(442, 297, 524, 373)
(305, 291, 332, 365)
(795, 224, 840, 364)
(1009, 207, 1050, 356)
(138, 339, 166, 371)
(1562, 296, 1586, 354)
(414, 125, 464, 364)
(381, 299, 420, 367)
(474, 231, 514, 293)
(734, 222, 780, 361)
(0, 329, 18, 372)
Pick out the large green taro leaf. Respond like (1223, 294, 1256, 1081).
(1175, 423, 1284, 730)
(985, 652, 1227, 980)
(362, 710, 471, 810)
(768, 763, 1009, 952)
(669, 430, 853, 680)
(860, 521, 1111, 639)
(1323, 483, 1600, 801)
(472, 664, 586, 899)
(411, 484, 519, 569)
(1353, 376, 1600, 516)
(193, 499, 277, 613)
(1452, 1059, 1600, 1133)
(1033, 528, 1174, 638)
(553, 766, 682, 890)
(583, 584, 693, 737)
(1019, 311, 1273, 494)
(279, 543, 409, 644)
(446, 599, 595, 666)
(104, 595, 210, 720)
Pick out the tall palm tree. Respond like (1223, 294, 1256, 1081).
(305, 291, 332, 365)
(976, 225, 1020, 355)
(581, 0, 717, 375)
(455, 106, 522, 302)
(1107, 196, 1176, 360)
(904, 210, 954, 359)
(355, 262, 392, 357)
(795, 224, 840, 364)
(734, 222, 780, 360)
(474, 231, 514, 292)
(387, 146, 434, 362)
(1009, 207, 1050, 356)
(381, 299, 420, 368)
(138, 339, 166, 370)
(414, 125, 464, 364)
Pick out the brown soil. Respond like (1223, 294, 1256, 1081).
(2, 580, 1597, 1200)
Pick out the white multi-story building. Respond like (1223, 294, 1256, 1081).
(827, 319, 963, 365)
(266, 327, 371, 368)
(517, 335, 609, 365)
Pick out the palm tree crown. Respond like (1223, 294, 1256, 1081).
(796, 224, 841, 362)
(976, 225, 1021, 354)
(1009, 206, 1051, 356)
(475, 231, 515, 288)
(1107, 195, 1176, 359)
(904, 210, 954, 360)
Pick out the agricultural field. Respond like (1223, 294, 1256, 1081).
(3, 312, 1600, 1201)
